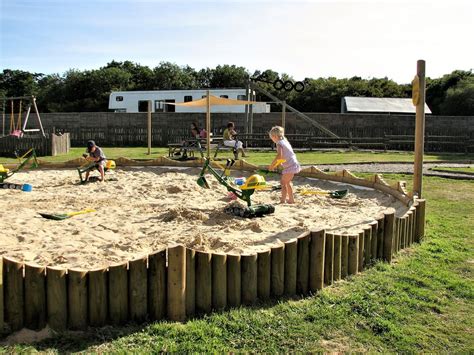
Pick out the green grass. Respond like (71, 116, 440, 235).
(430, 166, 474, 174)
(2, 174, 473, 352)
(1, 147, 473, 166)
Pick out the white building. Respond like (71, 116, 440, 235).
(341, 96, 432, 114)
(109, 89, 270, 113)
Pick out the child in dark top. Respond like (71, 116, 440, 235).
(83, 140, 106, 182)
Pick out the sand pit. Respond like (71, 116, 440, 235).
(0, 167, 408, 269)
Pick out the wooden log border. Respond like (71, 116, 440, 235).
(1, 162, 425, 333)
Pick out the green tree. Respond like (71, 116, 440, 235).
(439, 76, 474, 115)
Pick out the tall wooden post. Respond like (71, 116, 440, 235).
(206, 90, 211, 158)
(147, 100, 152, 155)
(413, 59, 426, 198)
(281, 101, 286, 129)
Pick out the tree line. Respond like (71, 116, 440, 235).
(0, 61, 472, 115)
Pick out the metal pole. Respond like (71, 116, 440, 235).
(250, 90, 254, 134)
(206, 90, 211, 158)
(147, 100, 152, 155)
(2, 100, 5, 137)
(413, 60, 426, 198)
(282, 100, 286, 129)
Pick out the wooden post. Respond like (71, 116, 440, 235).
(410, 208, 417, 245)
(402, 217, 408, 249)
(376, 215, 385, 259)
(148, 250, 167, 321)
(271, 244, 285, 297)
(370, 221, 378, 262)
(348, 235, 359, 275)
(46, 266, 67, 331)
(341, 234, 349, 279)
(88, 267, 108, 327)
(68, 269, 88, 330)
(358, 231, 365, 272)
(129, 256, 148, 322)
(296, 232, 310, 294)
(333, 234, 342, 282)
(394, 218, 400, 253)
(24, 263, 46, 330)
(0, 258, 3, 334)
(383, 212, 395, 262)
(3, 257, 24, 331)
(212, 253, 227, 310)
(363, 227, 372, 267)
(281, 100, 286, 129)
(206, 90, 211, 158)
(309, 230, 325, 292)
(185, 249, 196, 317)
(108, 262, 128, 325)
(147, 100, 152, 155)
(227, 254, 241, 307)
(241, 254, 258, 305)
(167, 245, 186, 321)
(257, 250, 271, 300)
(284, 239, 297, 295)
(413, 59, 426, 198)
(196, 251, 212, 314)
(324, 233, 334, 286)
(415, 199, 426, 242)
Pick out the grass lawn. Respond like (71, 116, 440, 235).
(1, 147, 473, 166)
(2, 174, 473, 352)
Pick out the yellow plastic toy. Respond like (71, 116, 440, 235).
(240, 174, 268, 190)
(0, 165, 9, 173)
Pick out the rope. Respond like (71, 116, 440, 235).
(17, 100, 22, 130)
(9, 100, 14, 133)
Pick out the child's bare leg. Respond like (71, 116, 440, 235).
(280, 176, 288, 203)
(281, 173, 295, 203)
(98, 165, 105, 182)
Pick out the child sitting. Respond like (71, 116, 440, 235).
(223, 121, 248, 159)
(83, 140, 106, 182)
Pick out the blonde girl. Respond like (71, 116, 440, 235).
(268, 126, 301, 204)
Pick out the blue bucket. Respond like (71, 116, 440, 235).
(22, 184, 33, 192)
(234, 177, 246, 186)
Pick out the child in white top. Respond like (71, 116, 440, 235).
(268, 126, 301, 204)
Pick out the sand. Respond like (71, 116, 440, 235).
(0, 167, 408, 269)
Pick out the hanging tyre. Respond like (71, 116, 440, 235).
(273, 79, 284, 91)
(294, 81, 305, 92)
(283, 80, 294, 91)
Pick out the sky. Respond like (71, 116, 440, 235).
(0, 0, 473, 84)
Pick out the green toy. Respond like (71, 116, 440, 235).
(0, 148, 39, 184)
(197, 158, 275, 218)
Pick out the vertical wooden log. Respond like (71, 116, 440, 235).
(394, 218, 400, 253)
(3, 257, 24, 331)
(68, 269, 88, 330)
(370, 221, 378, 263)
(88, 267, 108, 327)
(148, 250, 167, 321)
(284, 239, 297, 295)
(271, 244, 285, 297)
(129, 256, 148, 322)
(348, 235, 359, 275)
(324, 233, 334, 286)
(212, 253, 227, 310)
(167, 246, 186, 321)
(24, 263, 46, 330)
(296, 232, 310, 294)
(411, 208, 417, 246)
(376, 215, 385, 259)
(363, 227, 372, 267)
(196, 251, 212, 314)
(403, 216, 409, 249)
(0, 258, 3, 334)
(46, 266, 67, 331)
(185, 249, 196, 317)
(227, 254, 241, 307)
(340, 234, 349, 279)
(415, 199, 426, 243)
(257, 250, 271, 301)
(241, 254, 258, 305)
(309, 230, 325, 292)
(358, 231, 365, 272)
(383, 211, 395, 263)
(333, 234, 342, 282)
(108, 262, 128, 325)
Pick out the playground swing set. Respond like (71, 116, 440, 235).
(1, 95, 45, 138)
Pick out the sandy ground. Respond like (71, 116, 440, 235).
(0, 167, 408, 269)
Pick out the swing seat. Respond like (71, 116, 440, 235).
(10, 130, 23, 138)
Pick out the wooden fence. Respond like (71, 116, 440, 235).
(0, 161, 426, 336)
(0, 133, 70, 157)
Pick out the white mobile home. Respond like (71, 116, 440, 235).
(109, 89, 270, 113)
